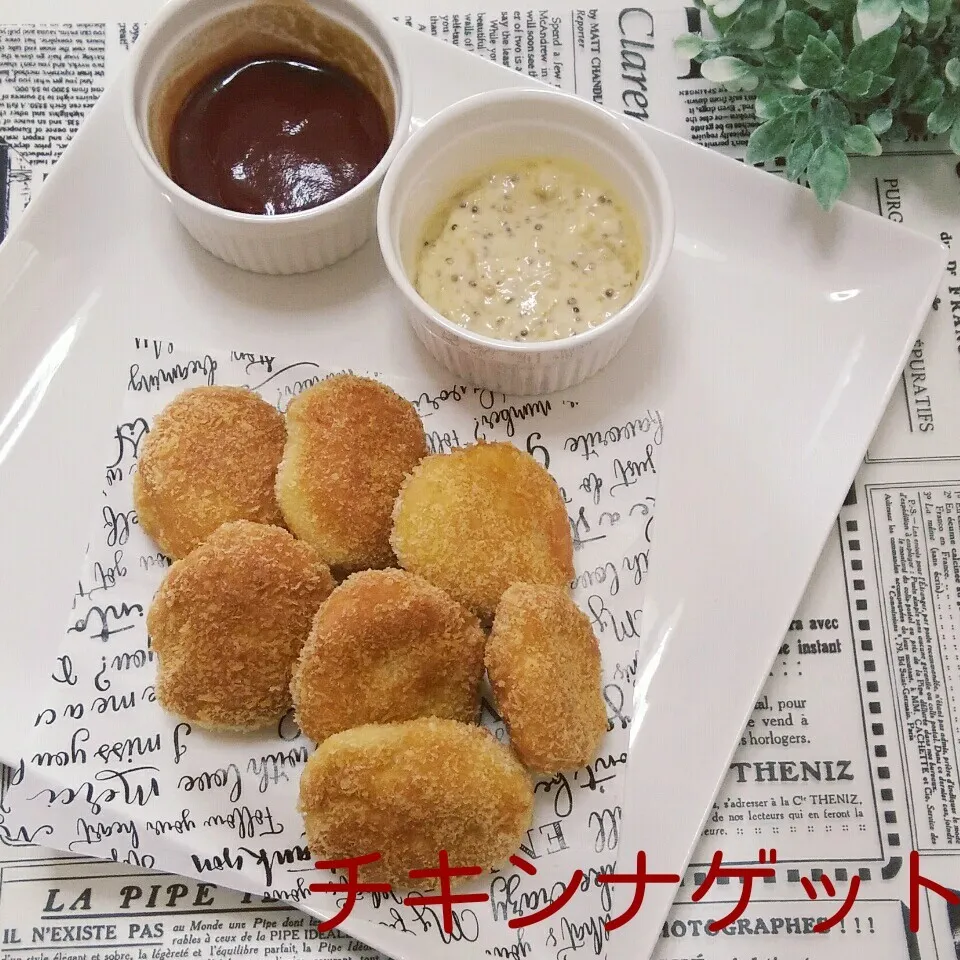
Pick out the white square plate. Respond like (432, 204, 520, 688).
(0, 21, 945, 960)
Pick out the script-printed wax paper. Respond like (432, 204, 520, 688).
(2, 338, 661, 958)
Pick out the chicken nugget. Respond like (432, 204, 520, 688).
(298, 718, 533, 887)
(390, 442, 574, 620)
(486, 583, 607, 773)
(292, 569, 485, 743)
(148, 521, 335, 730)
(275, 375, 428, 576)
(134, 385, 286, 559)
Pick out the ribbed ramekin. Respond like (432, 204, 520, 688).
(376, 88, 675, 396)
(123, 0, 410, 275)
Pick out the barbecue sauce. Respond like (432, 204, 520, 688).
(169, 55, 391, 215)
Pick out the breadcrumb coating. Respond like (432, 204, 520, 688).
(292, 569, 486, 743)
(390, 442, 574, 620)
(148, 521, 335, 730)
(298, 718, 533, 888)
(275, 375, 428, 577)
(486, 583, 607, 773)
(133, 386, 286, 559)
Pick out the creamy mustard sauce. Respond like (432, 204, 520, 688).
(414, 158, 643, 342)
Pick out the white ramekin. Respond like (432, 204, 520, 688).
(123, 0, 411, 275)
(376, 88, 675, 396)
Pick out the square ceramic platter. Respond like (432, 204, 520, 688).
(0, 20, 945, 960)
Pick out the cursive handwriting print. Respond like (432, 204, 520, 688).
(4, 339, 662, 956)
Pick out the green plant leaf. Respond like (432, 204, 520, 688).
(946, 57, 960, 89)
(807, 0, 833, 10)
(807, 142, 851, 209)
(851, 13, 863, 44)
(844, 123, 884, 153)
(838, 69, 875, 97)
(901, 0, 929, 24)
(736, 0, 787, 33)
(779, 93, 814, 113)
(675, 33, 706, 58)
(700, 55, 752, 82)
(950, 118, 960, 153)
(785, 127, 820, 180)
(745, 112, 798, 163)
(798, 35, 845, 88)
(765, 0, 789, 26)
(927, 96, 960, 133)
(782, 9, 822, 51)
(863, 72, 896, 97)
(755, 88, 786, 119)
(816, 93, 852, 141)
(765, 47, 797, 69)
(867, 107, 893, 133)
(713, 0, 747, 18)
(725, 0, 763, 30)
(856, 0, 902, 40)
(745, 27, 776, 48)
(909, 75, 945, 113)
(823, 29, 843, 57)
(847, 25, 900, 74)
(892, 45, 929, 100)
(763, 47, 797, 70)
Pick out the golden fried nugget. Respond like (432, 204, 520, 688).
(298, 718, 533, 887)
(486, 584, 607, 773)
(275, 375, 428, 576)
(148, 521, 335, 731)
(390, 442, 574, 620)
(134, 385, 286, 559)
(292, 569, 485, 743)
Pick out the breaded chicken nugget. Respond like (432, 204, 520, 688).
(486, 584, 607, 773)
(292, 569, 485, 743)
(134, 386, 286, 559)
(299, 718, 532, 887)
(390, 442, 574, 620)
(148, 521, 335, 730)
(276, 375, 428, 576)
